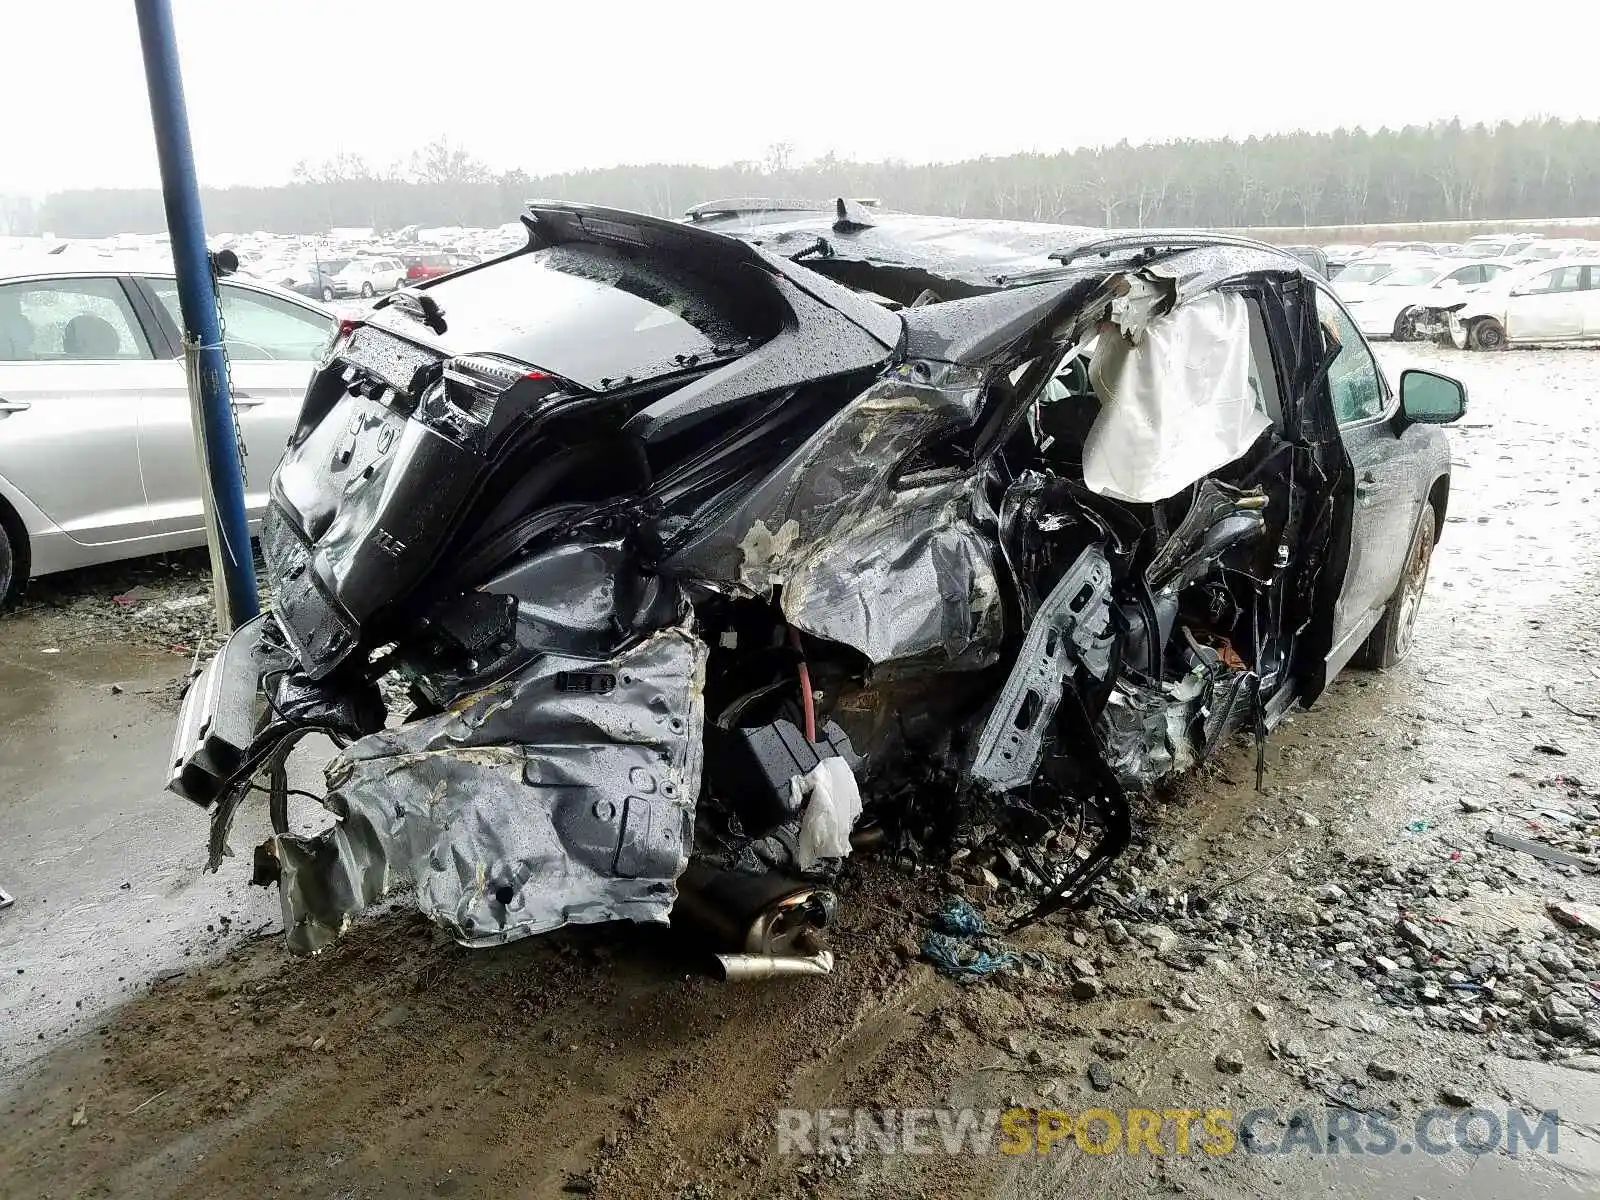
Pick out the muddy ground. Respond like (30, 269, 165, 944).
(1, 344, 1597, 1199)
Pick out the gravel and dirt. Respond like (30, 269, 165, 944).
(1, 344, 1597, 1199)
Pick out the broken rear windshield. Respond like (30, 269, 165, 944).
(420, 243, 764, 390)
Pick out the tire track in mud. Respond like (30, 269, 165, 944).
(0, 868, 943, 1199)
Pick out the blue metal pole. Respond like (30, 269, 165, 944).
(134, 0, 259, 627)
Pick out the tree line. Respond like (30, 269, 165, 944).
(11, 119, 1600, 239)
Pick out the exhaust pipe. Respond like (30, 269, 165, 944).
(673, 861, 840, 981)
(714, 950, 835, 981)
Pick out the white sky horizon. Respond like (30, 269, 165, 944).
(7, 0, 1600, 195)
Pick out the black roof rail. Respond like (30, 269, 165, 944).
(684, 196, 883, 222)
(1049, 230, 1298, 268)
(685, 197, 831, 221)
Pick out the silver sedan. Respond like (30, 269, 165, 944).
(0, 260, 336, 603)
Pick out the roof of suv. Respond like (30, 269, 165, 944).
(680, 199, 1311, 293)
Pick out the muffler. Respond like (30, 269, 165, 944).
(673, 860, 837, 980)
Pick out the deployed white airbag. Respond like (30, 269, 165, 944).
(1082, 290, 1269, 503)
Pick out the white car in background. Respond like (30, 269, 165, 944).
(331, 256, 405, 298)
(1329, 255, 1437, 305)
(1437, 259, 1600, 350)
(0, 261, 336, 603)
(1340, 259, 1515, 340)
(1459, 234, 1543, 260)
(1511, 239, 1597, 263)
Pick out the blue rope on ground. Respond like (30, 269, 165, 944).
(920, 893, 1047, 978)
(920, 931, 1021, 976)
(929, 894, 987, 937)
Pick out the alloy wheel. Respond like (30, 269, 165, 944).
(1392, 516, 1435, 659)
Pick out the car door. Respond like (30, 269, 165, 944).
(1583, 266, 1600, 335)
(0, 275, 166, 545)
(1314, 287, 1421, 678)
(1506, 265, 1585, 340)
(138, 278, 335, 536)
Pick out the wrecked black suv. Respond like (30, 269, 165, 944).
(168, 200, 1465, 963)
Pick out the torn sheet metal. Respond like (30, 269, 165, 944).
(970, 542, 1115, 792)
(779, 479, 1004, 670)
(275, 628, 708, 953)
(1097, 668, 1209, 789)
(661, 361, 988, 592)
(1083, 290, 1270, 503)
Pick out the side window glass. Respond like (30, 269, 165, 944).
(1315, 289, 1384, 425)
(152, 282, 334, 361)
(0, 277, 152, 362)
(1523, 268, 1579, 295)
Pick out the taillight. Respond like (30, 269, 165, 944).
(322, 317, 360, 364)
(418, 354, 557, 450)
(445, 354, 547, 392)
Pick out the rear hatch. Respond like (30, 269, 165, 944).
(264, 212, 801, 678)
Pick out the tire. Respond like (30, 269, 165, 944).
(1357, 506, 1436, 669)
(1391, 311, 1415, 342)
(1469, 317, 1505, 351)
(321, 286, 334, 302)
(360, 282, 374, 298)
(0, 518, 18, 609)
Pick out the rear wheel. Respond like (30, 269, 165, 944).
(0, 520, 18, 609)
(1358, 506, 1435, 669)
(1469, 317, 1505, 351)
(360, 281, 375, 298)
(321, 285, 334, 302)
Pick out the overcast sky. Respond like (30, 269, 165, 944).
(8, 0, 1600, 193)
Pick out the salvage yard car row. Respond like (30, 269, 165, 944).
(1327, 233, 1600, 349)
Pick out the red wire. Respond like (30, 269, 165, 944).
(788, 624, 817, 744)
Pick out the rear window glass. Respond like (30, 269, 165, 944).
(421, 243, 766, 388)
